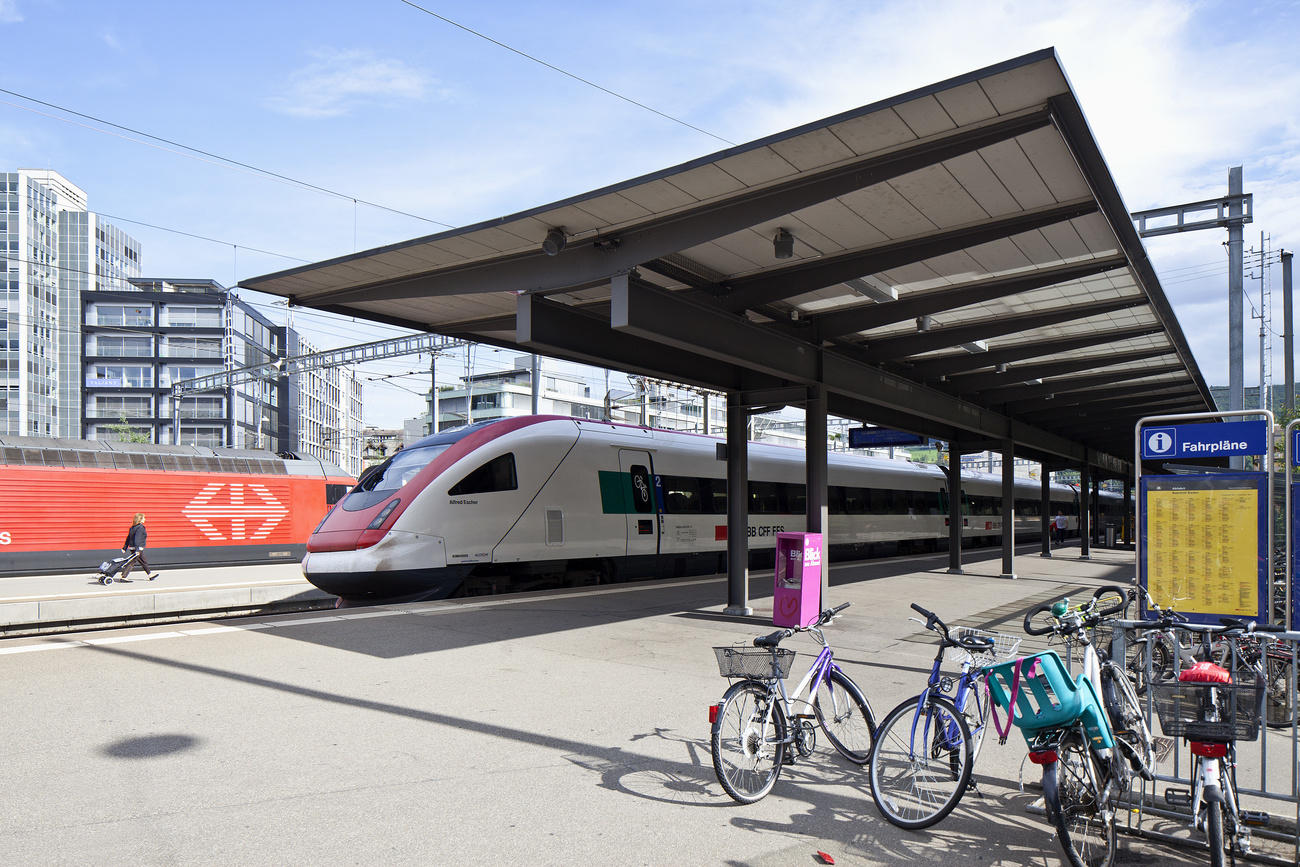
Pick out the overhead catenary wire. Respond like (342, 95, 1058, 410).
(398, 1, 735, 147)
(0, 88, 455, 228)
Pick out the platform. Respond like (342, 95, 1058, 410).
(0, 545, 1215, 866)
(0, 562, 332, 636)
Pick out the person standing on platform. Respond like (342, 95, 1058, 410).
(120, 512, 159, 581)
(1053, 511, 1067, 548)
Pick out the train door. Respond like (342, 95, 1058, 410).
(618, 450, 659, 558)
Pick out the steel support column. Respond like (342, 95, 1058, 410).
(1123, 477, 1133, 545)
(1080, 464, 1092, 560)
(1001, 441, 1017, 579)
(724, 394, 751, 615)
(806, 385, 829, 596)
(948, 443, 963, 574)
(1040, 470, 1052, 558)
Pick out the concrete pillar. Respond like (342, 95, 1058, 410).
(806, 385, 829, 595)
(948, 443, 963, 574)
(724, 393, 751, 615)
(1080, 464, 1092, 560)
(1000, 441, 1017, 579)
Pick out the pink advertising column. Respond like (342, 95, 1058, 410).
(773, 532, 823, 627)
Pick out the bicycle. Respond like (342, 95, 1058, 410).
(709, 602, 876, 804)
(986, 586, 1163, 867)
(1148, 616, 1280, 866)
(867, 602, 1020, 829)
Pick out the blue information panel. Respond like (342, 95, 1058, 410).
(1292, 430, 1300, 466)
(848, 428, 927, 448)
(1140, 420, 1268, 460)
(1292, 482, 1300, 629)
(1140, 472, 1267, 625)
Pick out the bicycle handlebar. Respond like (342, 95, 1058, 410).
(1092, 586, 1130, 618)
(1023, 603, 1055, 636)
(909, 602, 991, 652)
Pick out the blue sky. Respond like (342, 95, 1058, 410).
(0, 0, 1297, 426)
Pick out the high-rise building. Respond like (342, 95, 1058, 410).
(277, 330, 363, 477)
(0, 169, 142, 437)
(81, 278, 282, 450)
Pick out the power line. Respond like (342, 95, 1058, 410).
(399, 1, 735, 147)
(0, 87, 455, 228)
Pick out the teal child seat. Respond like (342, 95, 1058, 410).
(984, 650, 1114, 750)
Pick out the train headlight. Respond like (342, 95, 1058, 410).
(367, 498, 401, 530)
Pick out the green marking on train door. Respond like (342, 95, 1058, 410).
(598, 470, 634, 514)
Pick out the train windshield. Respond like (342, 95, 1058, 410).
(359, 445, 451, 494)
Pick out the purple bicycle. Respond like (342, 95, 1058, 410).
(709, 602, 876, 804)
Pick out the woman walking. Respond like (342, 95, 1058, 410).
(121, 513, 159, 581)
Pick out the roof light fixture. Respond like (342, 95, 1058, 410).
(916, 315, 933, 332)
(958, 340, 987, 353)
(844, 277, 897, 303)
(773, 228, 794, 259)
(542, 228, 567, 256)
(996, 363, 1008, 374)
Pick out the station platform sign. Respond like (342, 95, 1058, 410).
(848, 427, 927, 448)
(1140, 419, 1268, 460)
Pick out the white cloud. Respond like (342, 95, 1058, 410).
(0, 1, 20, 24)
(266, 49, 436, 118)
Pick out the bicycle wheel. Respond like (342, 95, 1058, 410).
(1265, 655, 1296, 729)
(813, 668, 875, 764)
(1043, 732, 1116, 867)
(868, 695, 973, 830)
(1127, 637, 1172, 696)
(711, 679, 787, 804)
(1205, 785, 1226, 867)
(1102, 660, 1154, 775)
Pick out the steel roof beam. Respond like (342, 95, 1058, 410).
(718, 198, 1097, 314)
(303, 111, 1055, 307)
(857, 296, 1147, 363)
(1016, 394, 1203, 422)
(610, 275, 1117, 468)
(517, 292, 747, 392)
(1001, 380, 1198, 414)
(942, 347, 1172, 393)
(904, 325, 1165, 380)
(810, 255, 1126, 339)
(976, 364, 1186, 403)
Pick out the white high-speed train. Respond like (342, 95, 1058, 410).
(305, 415, 1101, 602)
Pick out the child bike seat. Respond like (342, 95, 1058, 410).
(984, 651, 1114, 750)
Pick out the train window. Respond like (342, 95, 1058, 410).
(749, 481, 780, 514)
(702, 478, 728, 515)
(627, 465, 653, 513)
(325, 484, 349, 505)
(662, 475, 702, 514)
(842, 487, 868, 515)
(828, 486, 845, 515)
(783, 483, 807, 514)
(867, 488, 889, 515)
(449, 453, 518, 496)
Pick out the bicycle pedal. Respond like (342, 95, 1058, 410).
(1164, 787, 1191, 807)
(1240, 810, 1270, 827)
(782, 754, 796, 765)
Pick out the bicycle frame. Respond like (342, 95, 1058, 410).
(769, 633, 846, 726)
(906, 644, 987, 756)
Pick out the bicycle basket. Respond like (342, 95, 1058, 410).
(713, 646, 795, 680)
(1150, 679, 1264, 742)
(952, 627, 1023, 665)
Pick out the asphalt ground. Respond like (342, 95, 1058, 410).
(0, 544, 1272, 865)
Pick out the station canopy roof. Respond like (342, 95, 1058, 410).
(244, 48, 1214, 476)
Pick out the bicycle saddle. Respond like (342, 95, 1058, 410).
(1178, 661, 1231, 684)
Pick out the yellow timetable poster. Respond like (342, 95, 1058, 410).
(1145, 487, 1259, 616)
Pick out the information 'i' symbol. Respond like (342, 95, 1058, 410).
(1148, 431, 1172, 454)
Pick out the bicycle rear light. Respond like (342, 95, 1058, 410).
(1188, 741, 1228, 758)
(1028, 749, 1058, 764)
(709, 703, 721, 724)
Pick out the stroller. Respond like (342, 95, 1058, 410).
(95, 550, 154, 586)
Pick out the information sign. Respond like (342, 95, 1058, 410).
(1140, 473, 1266, 624)
(848, 428, 927, 448)
(1140, 420, 1268, 460)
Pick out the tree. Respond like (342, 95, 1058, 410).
(108, 413, 150, 444)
